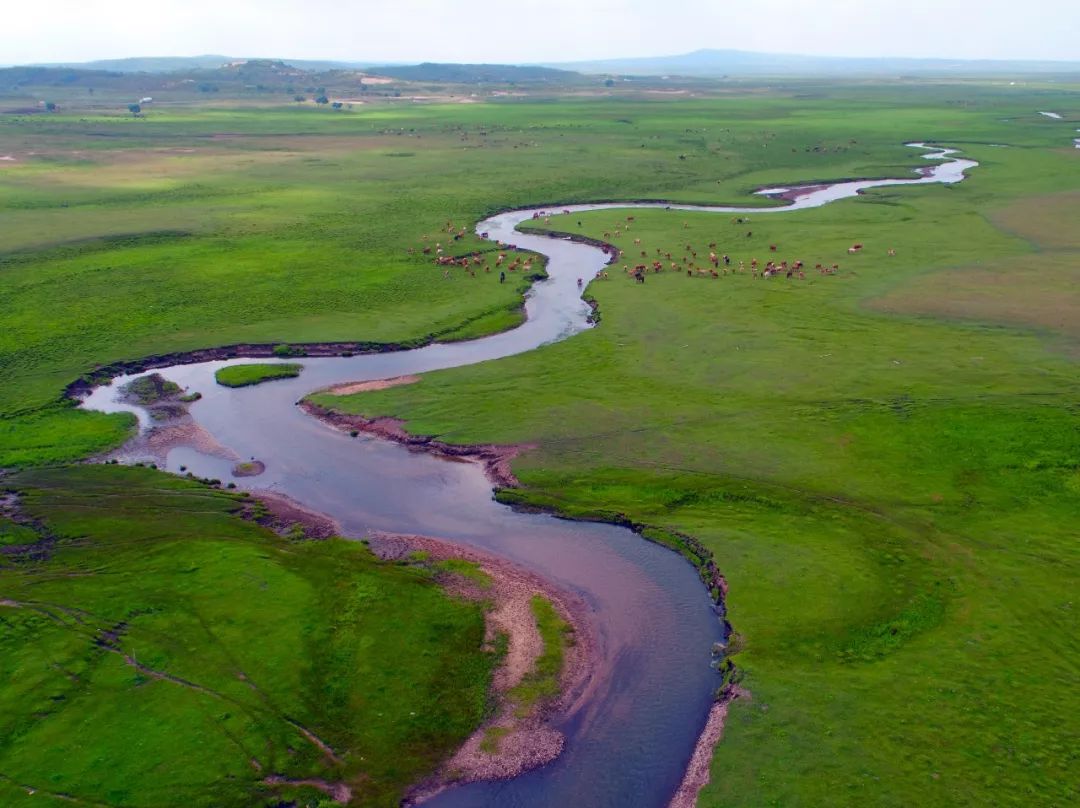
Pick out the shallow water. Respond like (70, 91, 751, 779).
(82, 144, 976, 807)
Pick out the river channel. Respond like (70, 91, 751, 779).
(81, 144, 976, 807)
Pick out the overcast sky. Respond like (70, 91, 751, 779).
(4, 0, 1079, 65)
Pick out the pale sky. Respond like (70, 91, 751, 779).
(4, 0, 1079, 65)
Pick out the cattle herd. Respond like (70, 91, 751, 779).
(409, 214, 894, 287)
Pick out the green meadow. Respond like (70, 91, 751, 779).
(2, 80, 1078, 805)
(309, 93, 1080, 804)
(0, 466, 494, 807)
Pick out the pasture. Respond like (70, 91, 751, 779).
(2, 80, 1078, 805)
(0, 466, 495, 807)
(308, 90, 1080, 805)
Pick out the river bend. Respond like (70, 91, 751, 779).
(82, 144, 976, 808)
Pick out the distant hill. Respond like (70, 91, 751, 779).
(550, 48, 1080, 77)
(0, 58, 587, 105)
(26, 55, 393, 73)
(362, 63, 584, 84)
(0, 59, 373, 100)
(33, 56, 236, 73)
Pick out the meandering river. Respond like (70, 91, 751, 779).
(82, 144, 976, 807)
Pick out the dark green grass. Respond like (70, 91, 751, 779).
(215, 363, 303, 387)
(0, 465, 496, 807)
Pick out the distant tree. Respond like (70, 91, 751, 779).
(604, 78, 615, 87)
(315, 86, 326, 95)
(128, 103, 141, 116)
(294, 95, 306, 102)
(315, 95, 329, 105)
(331, 101, 343, 109)
(44, 101, 57, 112)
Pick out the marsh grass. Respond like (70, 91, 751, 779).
(215, 362, 303, 387)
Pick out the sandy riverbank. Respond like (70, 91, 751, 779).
(369, 531, 596, 804)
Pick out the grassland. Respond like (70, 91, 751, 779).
(215, 363, 304, 387)
(309, 92, 1080, 805)
(0, 465, 495, 807)
(2, 79, 1079, 806)
(4, 86, 1052, 465)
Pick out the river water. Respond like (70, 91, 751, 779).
(81, 144, 975, 808)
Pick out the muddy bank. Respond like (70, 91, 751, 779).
(301, 400, 532, 489)
(760, 183, 830, 203)
(371, 531, 595, 805)
(246, 490, 342, 539)
(668, 686, 748, 808)
(118, 418, 239, 464)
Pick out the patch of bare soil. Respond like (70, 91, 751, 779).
(668, 686, 749, 808)
(263, 775, 352, 804)
(323, 375, 421, 395)
(301, 401, 532, 489)
(773, 183, 829, 202)
(246, 490, 341, 539)
(371, 532, 596, 804)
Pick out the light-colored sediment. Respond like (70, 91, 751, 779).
(248, 490, 342, 539)
(668, 687, 748, 808)
(301, 400, 533, 489)
(323, 375, 421, 395)
(120, 418, 239, 464)
(371, 531, 596, 805)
